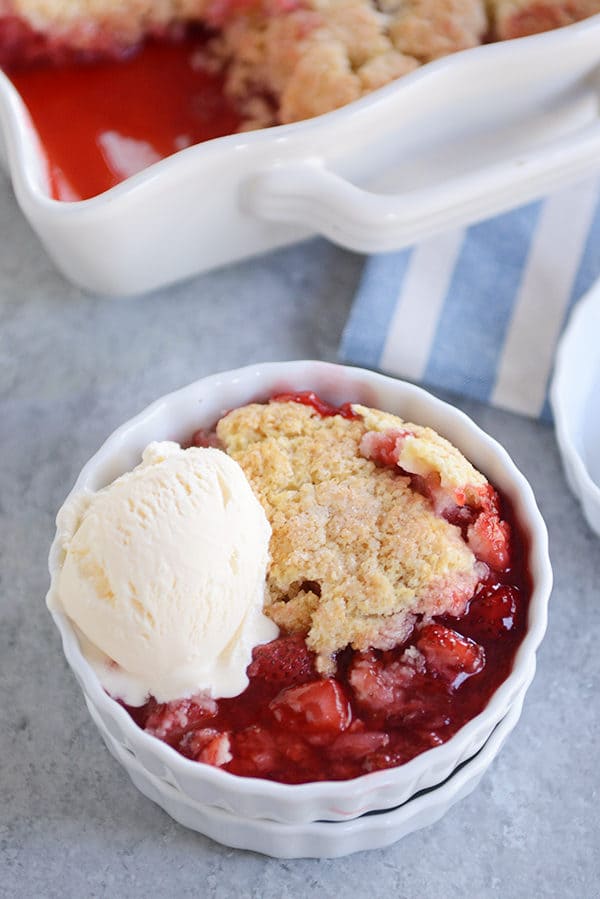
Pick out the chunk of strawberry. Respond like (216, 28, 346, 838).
(275, 731, 318, 770)
(327, 729, 390, 759)
(229, 725, 317, 779)
(270, 679, 351, 735)
(144, 695, 218, 742)
(443, 503, 479, 534)
(363, 749, 409, 773)
(189, 428, 221, 449)
(199, 733, 232, 767)
(348, 651, 420, 715)
(180, 728, 232, 767)
(359, 430, 409, 467)
(247, 635, 316, 686)
(416, 624, 485, 687)
(180, 726, 218, 757)
(467, 509, 511, 570)
(465, 583, 519, 640)
(230, 726, 279, 776)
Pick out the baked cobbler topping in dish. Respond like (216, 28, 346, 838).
(215, 395, 497, 674)
(3, 0, 599, 199)
(77, 392, 530, 785)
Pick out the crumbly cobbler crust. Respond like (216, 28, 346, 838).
(211, 0, 485, 127)
(217, 400, 486, 674)
(354, 404, 488, 506)
(6, 0, 208, 51)
(490, 0, 600, 37)
(5, 0, 599, 128)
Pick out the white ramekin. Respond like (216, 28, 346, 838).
(96, 680, 530, 858)
(551, 277, 600, 537)
(2, 17, 600, 294)
(47, 361, 552, 824)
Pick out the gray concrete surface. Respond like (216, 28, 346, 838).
(1, 170, 598, 898)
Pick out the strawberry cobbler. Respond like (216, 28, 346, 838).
(117, 392, 531, 784)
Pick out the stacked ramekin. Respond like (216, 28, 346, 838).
(47, 362, 552, 857)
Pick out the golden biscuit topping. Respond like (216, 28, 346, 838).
(217, 399, 488, 674)
(354, 404, 488, 509)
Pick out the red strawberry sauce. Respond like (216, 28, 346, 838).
(271, 391, 358, 420)
(4, 35, 240, 201)
(123, 394, 531, 784)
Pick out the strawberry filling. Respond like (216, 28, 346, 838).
(123, 543, 528, 783)
(416, 624, 485, 688)
(271, 391, 358, 420)
(247, 633, 317, 686)
(144, 694, 218, 742)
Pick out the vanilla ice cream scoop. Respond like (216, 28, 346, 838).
(50, 442, 278, 705)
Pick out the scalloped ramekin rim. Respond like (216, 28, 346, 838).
(47, 361, 552, 808)
(2, 13, 599, 213)
(550, 279, 600, 516)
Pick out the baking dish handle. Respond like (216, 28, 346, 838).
(244, 122, 600, 252)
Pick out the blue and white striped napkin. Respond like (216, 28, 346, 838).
(340, 177, 600, 418)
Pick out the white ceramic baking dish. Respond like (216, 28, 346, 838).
(46, 361, 552, 824)
(1, 16, 600, 295)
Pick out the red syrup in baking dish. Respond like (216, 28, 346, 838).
(122, 396, 532, 785)
(5, 36, 240, 201)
